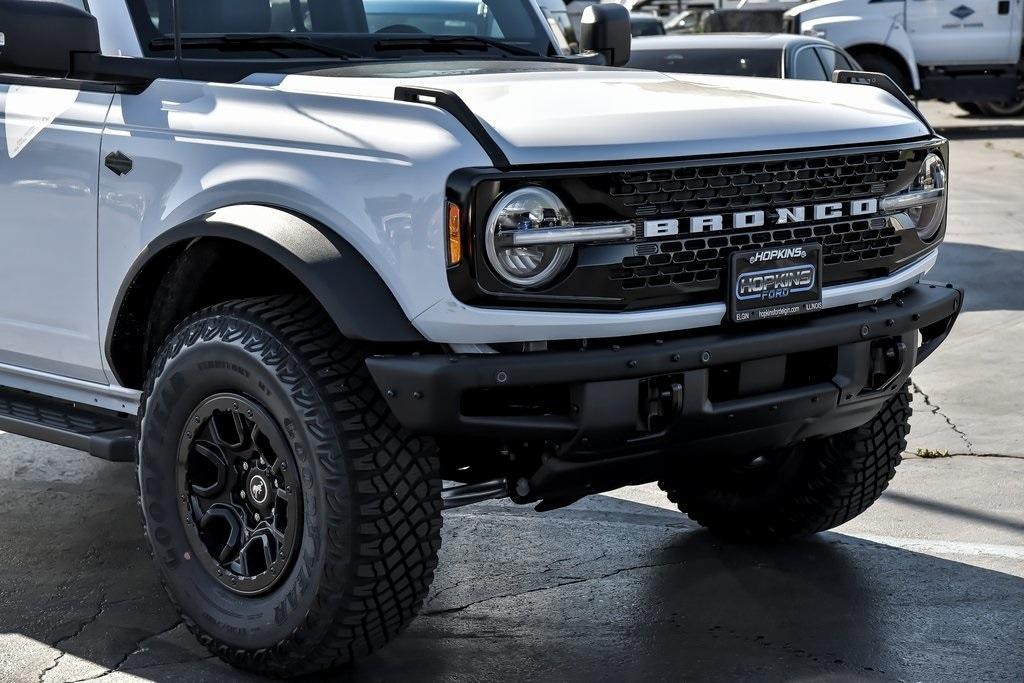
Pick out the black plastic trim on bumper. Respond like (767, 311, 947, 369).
(367, 282, 962, 441)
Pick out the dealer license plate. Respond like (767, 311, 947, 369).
(729, 244, 823, 323)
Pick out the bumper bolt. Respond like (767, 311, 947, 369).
(701, 351, 712, 364)
(671, 354, 681, 363)
(860, 324, 870, 337)
(385, 389, 396, 398)
(413, 391, 424, 400)
(240, 491, 247, 499)
(886, 319, 895, 327)
(496, 371, 509, 384)
(627, 360, 638, 369)
(242, 462, 249, 471)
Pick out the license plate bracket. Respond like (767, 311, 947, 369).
(729, 244, 823, 324)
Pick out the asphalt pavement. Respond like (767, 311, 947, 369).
(0, 102, 1021, 683)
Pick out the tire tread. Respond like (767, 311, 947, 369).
(138, 295, 441, 677)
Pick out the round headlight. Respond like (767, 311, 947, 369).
(485, 187, 574, 288)
(909, 152, 947, 241)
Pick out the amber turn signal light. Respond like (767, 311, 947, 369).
(446, 202, 462, 266)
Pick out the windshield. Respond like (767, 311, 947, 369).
(128, 0, 555, 59)
(627, 48, 782, 78)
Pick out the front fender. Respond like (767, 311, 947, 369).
(105, 205, 424, 385)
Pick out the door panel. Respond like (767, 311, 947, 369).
(0, 85, 112, 381)
(906, 0, 1020, 65)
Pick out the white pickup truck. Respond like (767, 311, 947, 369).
(785, 0, 1024, 115)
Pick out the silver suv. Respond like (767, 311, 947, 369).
(0, 0, 960, 676)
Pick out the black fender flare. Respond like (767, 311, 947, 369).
(106, 205, 423, 386)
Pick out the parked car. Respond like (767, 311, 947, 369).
(631, 11, 667, 36)
(627, 33, 861, 80)
(664, 8, 707, 34)
(0, 0, 959, 678)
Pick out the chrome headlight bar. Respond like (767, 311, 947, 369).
(881, 152, 947, 242)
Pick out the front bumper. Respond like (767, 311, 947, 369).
(368, 282, 962, 455)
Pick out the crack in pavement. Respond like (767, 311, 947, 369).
(65, 619, 185, 683)
(422, 558, 686, 617)
(427, 552, 612, 608)
(38, 594, 109, 683)
(912, 381, 975, 454)
(912, 452, 1024, 460)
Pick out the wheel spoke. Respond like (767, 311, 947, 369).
(209, 411, 245, 450)
(189, 441, 229, 498)
(199, 505, 244, 565)
(267, 523, 286, 544)
(232, 410, 249, 448)
(260, 534, 274, 569)
(238, 532, 274, 574)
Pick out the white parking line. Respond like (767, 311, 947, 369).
(844, 532, 1024, 560)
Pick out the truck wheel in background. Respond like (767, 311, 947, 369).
(851, 52, 912, 96)
(977, 97, 1024, 117)
(658, 385, 911, 540)
(137, 296, 442, 677)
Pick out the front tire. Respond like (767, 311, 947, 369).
(138, 296, 442, 677)
(659, 386, 911, 540)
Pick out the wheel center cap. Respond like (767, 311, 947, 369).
(249, 474, 270, 505)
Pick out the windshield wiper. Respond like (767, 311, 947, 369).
(150, 34, 360, 60)
(374, 36, 539, 58)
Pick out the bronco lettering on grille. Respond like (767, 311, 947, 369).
(642, 198, 879, 238)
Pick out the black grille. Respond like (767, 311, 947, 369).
(610, 217, 902, 293)
(448, 140, 944, 312)
(608, 151, 908, 218)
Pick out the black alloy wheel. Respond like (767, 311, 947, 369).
(138, 295, 443, 677)
(179, 393, 302, 595)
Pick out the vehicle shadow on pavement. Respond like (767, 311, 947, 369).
(2, 445, 1022, 681)
(930, 241, 1024, 312)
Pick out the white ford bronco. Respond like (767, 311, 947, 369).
(0, 0, 961, 676)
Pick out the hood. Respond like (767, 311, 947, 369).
(261, 61, 930, 166)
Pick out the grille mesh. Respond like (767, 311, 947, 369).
(611, 217, 901, 292)
(608, 151, 908, 218)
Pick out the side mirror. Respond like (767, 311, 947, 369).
(579, 4, 632, 67)
(0, 1, 101, 78)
